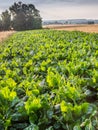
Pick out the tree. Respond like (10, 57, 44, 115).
(88, 20, 94, 24)
(1, 10, 11, 30)
(0, 19, 3, 31)
(9, 2, 42, 31)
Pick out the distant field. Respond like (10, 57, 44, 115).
(0, 31, 15, 43)
(43, 24, 98, 33)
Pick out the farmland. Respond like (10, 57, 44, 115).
(43, 24, 98, 33)
(0, 30, 98, 130)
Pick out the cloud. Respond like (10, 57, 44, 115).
(0, 0, 98, 9)
(0, 0, 98, 20)
(39, 4, 98, 20)
(78, 0, 98, 5)
(30, 0, 98, 5)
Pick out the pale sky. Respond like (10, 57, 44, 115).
(0, 0, 98, 20)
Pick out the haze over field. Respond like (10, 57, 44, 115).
(0, 0, 98, 20)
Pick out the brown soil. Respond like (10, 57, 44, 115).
(43, 24, 98, 33)
(0, 31, 15, 43)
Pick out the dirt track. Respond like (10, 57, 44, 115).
(0, 31, 15, 43)
(43, 24, 98, 33)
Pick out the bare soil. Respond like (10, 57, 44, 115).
(0, 31, 15, 43)
(43, 24, 98, 33)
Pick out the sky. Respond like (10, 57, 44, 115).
(0, 0, 98, 20)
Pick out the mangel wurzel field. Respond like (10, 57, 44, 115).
(0, 30, 98, 130)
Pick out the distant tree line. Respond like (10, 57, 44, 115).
(0, 1, 42, 31)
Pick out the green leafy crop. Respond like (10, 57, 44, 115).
(0, 30, 98, 130)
